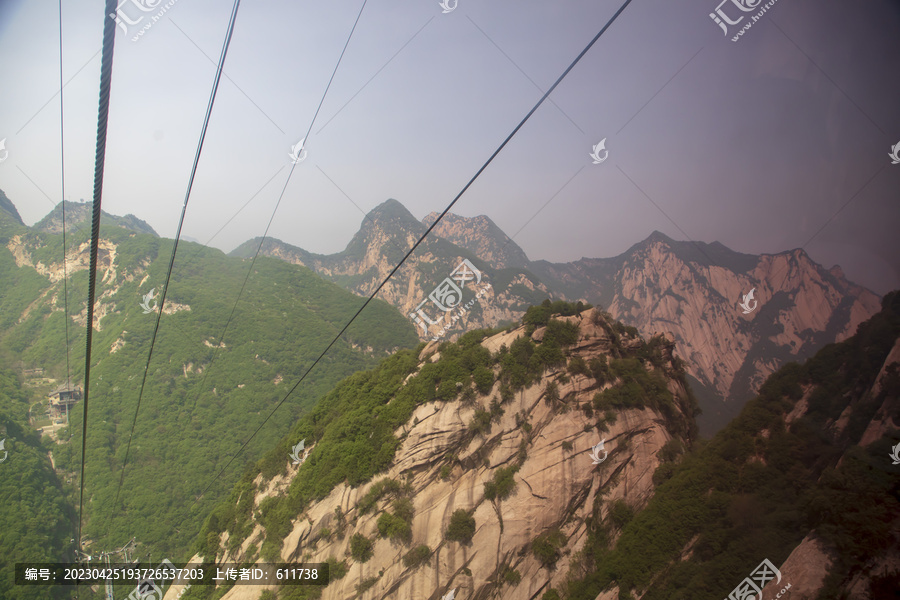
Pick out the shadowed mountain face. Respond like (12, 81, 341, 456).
(230, 199, 881, 435)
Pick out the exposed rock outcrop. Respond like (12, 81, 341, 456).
(203, 310, 697, 600)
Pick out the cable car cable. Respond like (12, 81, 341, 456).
(195, 0, 637, 502)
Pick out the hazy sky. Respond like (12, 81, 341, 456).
(0, 0, 898, 294)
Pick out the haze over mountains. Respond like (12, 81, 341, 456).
(232, 198, 881, 434)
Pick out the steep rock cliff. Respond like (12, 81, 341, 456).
(192, 308, 698, 600)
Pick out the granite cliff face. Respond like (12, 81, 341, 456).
(597, 234, 881, 432)
(183, 308, 698, 600)
(233, 201, 880, 434)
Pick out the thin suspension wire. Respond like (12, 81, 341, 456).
(196, 0, 636, 501)
(58, 0, 72, 391)
(77, 0, 117, 553)
(180, 0, 369, 416)
(104, 0, 243, 540)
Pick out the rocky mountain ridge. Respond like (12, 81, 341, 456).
(179, 306, 698, 600)
(231, 199, 881, 435)
(168, 294, 900, 600)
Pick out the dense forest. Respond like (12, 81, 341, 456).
(0, 367, 74, 600)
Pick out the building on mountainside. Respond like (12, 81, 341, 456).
(49, 384, 82, 423)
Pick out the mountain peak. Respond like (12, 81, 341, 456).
(421, 210, 531, 269)
(0, 188, 24, 226)
(34, 200, 158, 236)
(645, 230, 675, 245)
(366, 198, 421, 226)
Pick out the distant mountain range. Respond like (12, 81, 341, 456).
(230, 198, 882, 435)
(1, 193, 881, 435)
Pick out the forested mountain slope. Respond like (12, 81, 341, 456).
(0, 192, 419, 567)
(33, 200, 158, 237)
(0, 367, 74, 600)
(561, 290, 900, 600)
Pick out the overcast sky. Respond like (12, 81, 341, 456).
(0, 0, 898, 295)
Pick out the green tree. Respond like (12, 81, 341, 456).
(349, 533, 374, 562)
(445, 509, 476, 544)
